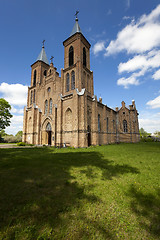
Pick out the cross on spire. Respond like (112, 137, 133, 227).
(42, 40, 45, 48)
(75, 10, 79, 19)
(50, 56, 54, 63)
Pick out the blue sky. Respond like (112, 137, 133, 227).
(0, 0, 160, 134)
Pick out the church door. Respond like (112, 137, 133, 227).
(87, 125, 91, 147)
(46, 122, 52, 146)
(48, 131, 52, 145)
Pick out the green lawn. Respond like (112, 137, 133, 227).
(0, 143, 160, 240)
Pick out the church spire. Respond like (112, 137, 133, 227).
(36, 40, 49, 65)
(70, 11, 82, 37)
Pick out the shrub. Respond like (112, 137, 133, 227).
(17, 142, 26, 146)
(140, 136, 154, 142)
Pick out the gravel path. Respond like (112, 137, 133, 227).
(0, 144, 36, 148)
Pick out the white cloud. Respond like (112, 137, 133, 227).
(5, 115, 23, 135)
(139, 118, 160, 133)
(0, 82, 28, 106)
(118, 55, 147, 73)
(0, 82, 27, 135)
(123, 16, 133, 21)
(97, 4, 160, 88)
(139, 5, 160, 24)
(126, 0, 130, 9)
(92, 41, 106, 55)
(147, 95, 160, 109)
(118, 50, 160, 74)
(117, 75, 140, 89)
(117, 50, 160, 86)
(91, 5, 160, 88)
(153, 69, 160, 80)
(139, 111, 160, 133)
(117, 68, 146, 88)
(11, 106, 24, 114)
(106, 5, 160, 56)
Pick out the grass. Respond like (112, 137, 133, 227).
(0, 142, 160, 240)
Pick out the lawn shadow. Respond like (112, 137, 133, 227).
(127, 185, 160, 238)
(0, 148, 139, 239)
(80, 159, 139, 180)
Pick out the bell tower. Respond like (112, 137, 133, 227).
(28, 41, 50, 107)
(62, 14, 94, 96)
(31, 41, 49, 87)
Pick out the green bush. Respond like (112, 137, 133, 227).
(140, 136, 154, 142)
(17, 142, 26, 146)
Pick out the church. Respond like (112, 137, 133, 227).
(22, 15, 140, 147)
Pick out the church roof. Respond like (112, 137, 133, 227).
(70, 17, 82, 36)
(36, 46, 49, 65)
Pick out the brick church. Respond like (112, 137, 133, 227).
(23, 15, 140, 147)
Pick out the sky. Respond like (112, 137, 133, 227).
(0, 0, 160, 135)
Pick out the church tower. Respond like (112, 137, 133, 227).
(59, 14, 95, 147)
(62, 15, 94, 96)
(29, 42, 50, 107)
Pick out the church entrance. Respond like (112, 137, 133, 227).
(46, 122, 52, 145)
(48, 131, 52, 145)
(87, 125, 91, 147)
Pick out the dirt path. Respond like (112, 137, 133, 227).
(0, 144, 37, 148)
(0, 144, 17, 148)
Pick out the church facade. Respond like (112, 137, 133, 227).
(23, 17, 140, 147)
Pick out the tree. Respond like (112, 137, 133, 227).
(0, 98, 13, 131)
(15, 130, 23, 137)
(0, 129, 7, 137)
(154, 131, 160, 137)
(15, 130, 23, 142)
(139, 128, 151, 138)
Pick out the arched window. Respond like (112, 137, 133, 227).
(46, 122, 52, 131)
(44, 70, 47, 76)
(47, 87, 51, 92)
(33, 70, 36, 86)
(33, 89, 36, 103)
(106, 117, 109, 133)
(66, 73, 70, 92)
(45, 100, 48, 114)
(49, 98, 52, 114)
(98, 114, 100, 132)
(65, 108, 72, 131)
(69, 46, 74, 66)
(113, 120, 115, 131)
(87, 75, 89, 92)
(30, 90, 33, 104)
(83, 47, 86, 67)
(123, 120, 128, 133)
(83, 71, 86, 88)
(71, 71, 75, 90)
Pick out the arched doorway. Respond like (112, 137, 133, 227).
(46, 122, 52, 145)
(87, 125, 91, 147)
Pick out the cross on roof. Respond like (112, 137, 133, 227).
(75, 10, 79, 19)
(50, 56, 54, 63)
(42, 40, 45, 47)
